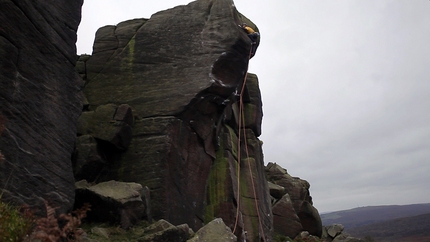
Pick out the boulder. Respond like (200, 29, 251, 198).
(322, 224, 364, 242)
(77, 0, 271, 240)
(298, 201, 322, 238)
(327, 224, 345, 238)
(139, 219, 191, 242)
(187, 218, 236, 242)
(265, 162, 322, 237)
(75, 180, 148, 229)
(0, 0, 83, 213)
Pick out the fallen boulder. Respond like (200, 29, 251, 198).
(75, 180, 149, 229)
(322, 224, 365, 242)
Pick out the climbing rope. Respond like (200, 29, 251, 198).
(232, 44, 266, 242)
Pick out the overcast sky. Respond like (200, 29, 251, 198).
(76, 0, 430, 213)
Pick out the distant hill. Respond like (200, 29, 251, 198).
(321, 203, 430, 228)
(348, 213, 430, 242)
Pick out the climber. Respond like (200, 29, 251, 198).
(239, 23, 260, 58)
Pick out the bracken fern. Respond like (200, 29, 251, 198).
(30, 201, 91, 242)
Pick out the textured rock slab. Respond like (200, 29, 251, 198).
(0, 0, 83, 212)
(75, 180, 147, 229)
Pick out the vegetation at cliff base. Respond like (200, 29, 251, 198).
(0, 200, 34, 242)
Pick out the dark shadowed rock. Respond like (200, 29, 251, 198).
(73, 135, 105, 181)
(265, 162, 322, 237)
(268, 181, 287, 199)
(299, 200, 323, 237)
(0, 0, 83, 212)
(76, 0, 270, 241)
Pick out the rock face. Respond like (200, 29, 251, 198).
(0, 0, 83, 212)
(272, 194, 303, 238)
(75, 0, 270, 241)
(265, 162, 323, 238)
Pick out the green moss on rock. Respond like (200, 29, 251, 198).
(204, 136, 229, 224)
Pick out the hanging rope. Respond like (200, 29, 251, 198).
(232, 44, 266, 242)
